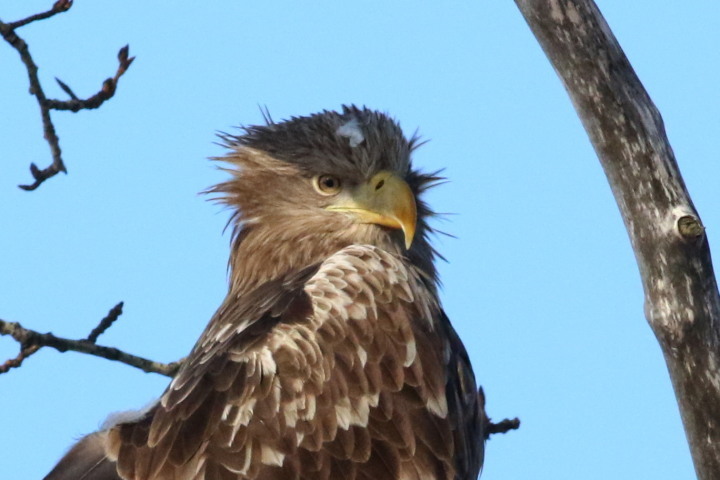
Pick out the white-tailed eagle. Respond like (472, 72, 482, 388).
(44, 106, 486, 480)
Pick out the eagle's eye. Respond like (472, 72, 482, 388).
(314, 174, 342, 195)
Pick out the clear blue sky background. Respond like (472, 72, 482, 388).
(1, 2, 718, 478)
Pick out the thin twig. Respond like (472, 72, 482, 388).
(6, 0, 72, 30)
(485, 417, 521, 438)
(55, 77, 79, 101)
(86, 302, 124, 343)
(0, 344, 40, 374)
(0, 317, 181, 377)
(0, 2, 133, 191)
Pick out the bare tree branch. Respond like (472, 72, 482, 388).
(515, 1, 720, 478)
(46, 46, 135, 112)
(0, 1, 134, 191)
(0, 305, 182, 377)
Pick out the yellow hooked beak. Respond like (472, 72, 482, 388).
(327, 171, 417, 249)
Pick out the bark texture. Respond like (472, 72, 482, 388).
(515, 1, 720, 478)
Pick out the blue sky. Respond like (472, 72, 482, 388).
(1, 2, 718, 478)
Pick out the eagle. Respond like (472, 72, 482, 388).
(43, 106, 486, 480)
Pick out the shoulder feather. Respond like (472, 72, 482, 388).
(105, 245, 483, 480)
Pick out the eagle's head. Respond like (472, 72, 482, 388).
(213, 105, 441, 293)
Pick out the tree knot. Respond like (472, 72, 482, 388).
(677, 215, 705, 241)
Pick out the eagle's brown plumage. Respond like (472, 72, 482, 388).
(44, 106, 486, 480)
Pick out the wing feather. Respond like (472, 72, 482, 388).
(42, 432, 120, 480)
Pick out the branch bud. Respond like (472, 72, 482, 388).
(118, 45, 129, 64)
(53, 0, 73, 12)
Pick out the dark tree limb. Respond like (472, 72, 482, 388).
(514, 1, 720, 478)
(0, 304, 182, 377)
(0, 1, 134, 191)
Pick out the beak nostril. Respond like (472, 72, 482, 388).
(375, 179, 385, 191)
